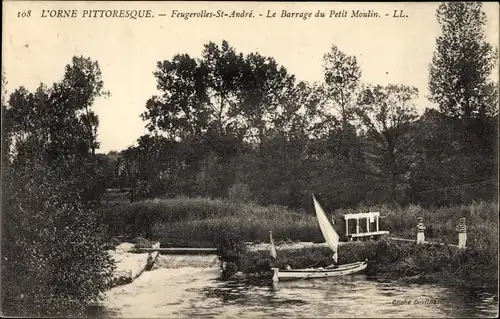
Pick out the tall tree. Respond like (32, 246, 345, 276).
(142, 41, 302, 144)
(142, 41, 249, 141)
(5, 56, 107, 167)
(142, 54, 209, 139)
(428, 2, 498, 120)
(356, 84, 419, 203)
(141, 41, 320, 199)
(428, 2, 498, 198)
(237, 53, 297, 147)
(61, 56, 107, 155)
(322, 45, 362, 158)
(4, 57, 108, 201)
(323, 45, 362, 127)
(202, 40, 245, 136)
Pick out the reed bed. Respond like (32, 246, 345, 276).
(102, 196, 321, 244)
(102, 197, 497, 248)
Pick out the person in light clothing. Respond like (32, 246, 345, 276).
(416, 217, 426, 244)
(456, 217, 467, 249)
(269, 231, 278, 268)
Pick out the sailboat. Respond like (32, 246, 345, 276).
(271, 194, 368, 282)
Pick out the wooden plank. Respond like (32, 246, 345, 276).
(145, 243, 161, 271)
(344, 212, 381, 219)
(389, 237, 415, 243)
(130, 247, 218, 254)
(389, 237, 458, 248)
(350, 231, 390, 238)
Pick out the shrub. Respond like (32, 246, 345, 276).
(212, 226, 247, 278)
(1, 163, 115, 317)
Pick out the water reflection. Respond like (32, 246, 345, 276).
(438, 288, 499, 318)
(102, 268, 498, 318)
(202, 278, 307, 308)
(194, 275, 498, 318)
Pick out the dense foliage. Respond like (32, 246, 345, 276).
(102, 197, 320, 244)
(1, 57, 115, 317)
(2, 163, 115, 317)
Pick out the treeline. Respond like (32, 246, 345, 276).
(101, 2, 498, 209)
(102, 106, 497, 209)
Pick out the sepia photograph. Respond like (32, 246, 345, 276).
(1, 1, 499, 318)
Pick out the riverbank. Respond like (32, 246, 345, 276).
(240, 239, 498, 293)
(100, 197, 498, 292)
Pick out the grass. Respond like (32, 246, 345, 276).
(101, 197, 497, 247)
(100, 197, 498, 290)
(101, 196, 321, 245)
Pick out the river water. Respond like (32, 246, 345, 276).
(101, 257, 498, 318)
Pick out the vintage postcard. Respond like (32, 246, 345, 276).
(1, 1, 499, 318)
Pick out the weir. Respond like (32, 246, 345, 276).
(154, 254, 220, 269)
(110, 243, 220, 288)
(131, 247, 218, 254)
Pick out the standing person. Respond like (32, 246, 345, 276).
(269, 231, 278, 268)
(416, 217, 426, 244)
(456, 217, 467, 249)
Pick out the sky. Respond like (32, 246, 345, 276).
(2, 1, 499, 153)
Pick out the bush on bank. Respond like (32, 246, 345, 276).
(1, 164, 115, 317)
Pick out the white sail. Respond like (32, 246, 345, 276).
(269, 231, 278, 260)
(313, 194, 339, 253)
